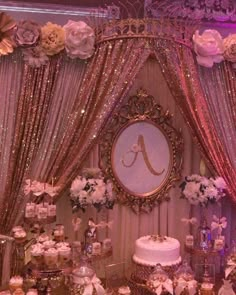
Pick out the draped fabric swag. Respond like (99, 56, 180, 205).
(0, 22, 235, 282)
(0, 39, 150, 283)
(56, 58, 201, 272)
(0, 55, 62, 233)
(154, 42, 236, 201)
(198, 63, 236, 169)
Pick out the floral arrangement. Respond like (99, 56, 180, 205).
(70, 168, 115, 212)
(0, 12, 95, 67)
(193, 29, 236, 68)
(180, 174, 227, 206)
(24, 179, 60, 197)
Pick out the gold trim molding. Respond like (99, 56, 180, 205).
(99, 88, 184, 213)
(96, 18, 197, 48)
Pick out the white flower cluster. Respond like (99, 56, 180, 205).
(70, 169, 114, 212)
(193, 30, 236, 68)
(181, 174, 226, 206)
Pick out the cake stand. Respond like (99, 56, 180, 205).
(129, 274, 155, 295)
(89, 249, 113, 261)
(24, 261, 72, 295)
(185, 246, 221, 283)
(131, 258, 181, 284)
(33, 268, 63, 295)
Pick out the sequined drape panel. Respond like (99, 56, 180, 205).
(0, 52, 23, 208)
(0, 55, 62, 234)
(43, 39, 150, 190)
(13, 58, 87, 226)
(154, 41, 236, 200)
(198, 62, 236, 168)
(0, 242, 5, 283)
(2, 39, 149, 284)
(1, 56, 86, 285)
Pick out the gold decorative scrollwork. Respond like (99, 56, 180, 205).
(96, 18, 197, 48)
(99, 88, 183, 213)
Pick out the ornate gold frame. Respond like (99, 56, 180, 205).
(99, 88, 183, 213)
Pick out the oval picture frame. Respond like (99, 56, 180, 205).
(99, 88, 183, 213)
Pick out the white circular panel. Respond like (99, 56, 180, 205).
(112, 120, 172, 196)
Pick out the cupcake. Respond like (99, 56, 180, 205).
(53, 229, 65, 242)
(53, 224, 65, 241)
(9, 276, 23, 292)
(13, 289, 25, 295)
(58, 246, 71, 265)
(55, 242, 70, 249)
(31, 243, 44, 250)
(12, 226, 24, 233)
(26, 289, 38, 295)
(13, 229, 27, 243)
(30, 246, 44, 266)
(44, 248, 58, 267)
(118, 286, 131, 295)
(43, 240, 56, 249)
(37, 234, 49, 244)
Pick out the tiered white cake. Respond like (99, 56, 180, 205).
(133, 235, 181, 267)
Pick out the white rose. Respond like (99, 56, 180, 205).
(184, 182, 201, 196)
(212, 177, 227, 190)
(88, 179, 95, 186)
(63, 20, 95, 59)
(193, 30, 224, 67)
(91, 188, 106, 204)
(70, 177, 87, 196)
(188, 174, 204, 182)
(95, 179, 104, 187)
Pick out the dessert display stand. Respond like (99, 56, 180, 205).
(128, 260, 180, 295)
(185, 246, 222, 283)
(23, 258, 72, 295)
(12, 226, 112, 294)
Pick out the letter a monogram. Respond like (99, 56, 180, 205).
(122, 135, 165, 176)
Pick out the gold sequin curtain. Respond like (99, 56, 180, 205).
(0, 55, 62, 234)
(1, 39, 150, 283)
(154, 40, 236, 200)
(39, 38, 151, 191)
(198, 62, 236, 169)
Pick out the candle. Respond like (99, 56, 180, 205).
(214, 238, 224, 251)
(92, 242, 102, 255)
(102, 238, 112, 253)
(25, 203, 36, 218)
(185, 235, 194, 248)
(48, 204, 56, 217)
(37, 207, 47, 220)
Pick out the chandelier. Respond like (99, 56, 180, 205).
(145, 0, 236, 22)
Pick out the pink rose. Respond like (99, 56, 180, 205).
(23, 46, 48, 68)
(193, 30, 224, 68)
(63, 20, 95, 59)
(15, 20, 41, 47)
